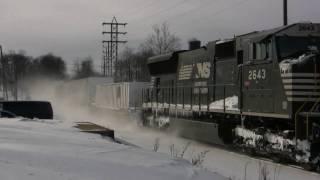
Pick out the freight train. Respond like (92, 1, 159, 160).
(141, 23, 320, 170)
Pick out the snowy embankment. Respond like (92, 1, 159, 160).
(50, 104, 320, 180)
(0, 118, 225, 180)
(111, 122, 320, 180)
(43, 96, 320, 180)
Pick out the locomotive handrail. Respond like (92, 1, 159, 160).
(297, 60, 320, 139)
(294, 99, 318, 141)
(309, 98, 320, 113)
(305, 97, 320, 139)
(174, 84, 236, 88)
(142, 84, 238, 114)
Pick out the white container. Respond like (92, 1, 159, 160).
(57, 77, 113, 106)
(94, 82, 149, 110)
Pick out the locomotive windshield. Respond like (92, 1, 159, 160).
(276, 36, 320, 60)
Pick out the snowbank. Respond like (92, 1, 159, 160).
(115, 125, 320, 180)
(0, 118, 225, 180)
(296, 140, 311, 163)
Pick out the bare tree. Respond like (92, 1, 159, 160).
(73, 59, 81, 77)
(32, 53, 67, 79)
(114, 23, 180, 82)
(73, 57, 98, 79)
(4, 51, 32, 100)
(141, 22, 180, 55)
(115, 47, 152, 82)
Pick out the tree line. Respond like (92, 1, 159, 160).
(1, 51, 99, 81)
(2, 51, 66, 81)
(1, 22, 181, 84)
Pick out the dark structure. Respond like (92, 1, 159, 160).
(0, 45, 8, 100)
(189, 40, 201, 50)
(0, 101, 53, 119)
(74, 122, 114, 139)
(142, 23, 320, 170)
(102, 17, 127, 77)
(284, 0, 288, 26)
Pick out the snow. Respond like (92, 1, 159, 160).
(145, 115, 170, 128)
(235, 127, 263, 146)
(209, 96, 239, 111)
(279, 54, 313, 75)
(235, 127, 312, 163)
(157, 116, 170, 127)
(143, 96, 240, 112)
(265, 132, 295, 151)
(114, 126, 320, 180)
(280, 54, 309, 64)
(0, 118, 226, 180)
(296, 140, 311, 163)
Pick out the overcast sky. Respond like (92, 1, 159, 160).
(0, 0, 319, 72)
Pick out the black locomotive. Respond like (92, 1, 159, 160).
(141, 23, 320, 170)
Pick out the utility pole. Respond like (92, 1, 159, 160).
(0, 45, 3, 99)
(102, 17, 127, 77)
(0, 46, 8, 100)
(283, 0, 288, 26)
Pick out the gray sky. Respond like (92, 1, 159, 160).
(0, 0, 319, 72)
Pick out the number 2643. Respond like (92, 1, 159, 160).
(248, 69, 266, 80)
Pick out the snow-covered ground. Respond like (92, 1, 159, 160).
(0, 118, 225, 180)
(114, 127, 320, 180)
(75, 109, 320, 180)
(23, 79, 320, 180)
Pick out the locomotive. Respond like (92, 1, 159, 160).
(141, 23, 320, 170)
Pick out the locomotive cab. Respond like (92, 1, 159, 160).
(238, 23, 320, 165)
(239, 23, 320, 119)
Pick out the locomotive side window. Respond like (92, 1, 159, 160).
(249, 43, 256, 60)
(276, 36, 320, 60)
(249, 40, 272, 61)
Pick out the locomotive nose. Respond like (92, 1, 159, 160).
(280, 53, 320, 102)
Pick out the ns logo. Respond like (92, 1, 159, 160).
(195, 62, 211, 79)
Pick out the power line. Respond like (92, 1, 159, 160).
(128, 0, 193, 23)
(166, 0, 251, 24)
(162, 0, 252, 38)
(127, 0, 251, 34)
(144, 0, 192, 20)
(124, 0, 161, 17)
